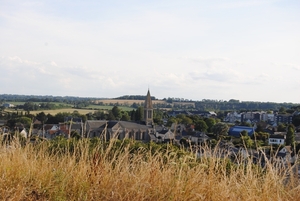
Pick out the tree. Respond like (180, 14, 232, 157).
(107, 111, 115, 120)
(94, 110, 106, 120)
(153, 110, 163, 125)
(240, 121, 252, 127)
(135, 106, 144, 121)
(240, 130, 248, 136)
(212, 123, 229, 139)
(70, 131, 81, 140)
(166, 117, 177, 127)
(23, 102, 38, 111)
(277, 123, 286, 132)
(17, 116, 32, 128)
(174, 114, 193, 125)
(205, 118, 216, 133)
(279, 107, 286, 114)
(131, 102, 139, 108)
(253, 132, 269, 141)
(195, 120, 208, 132)
(240, 131, 253, 148)
(292, 114, 300, 127)
(121, 112, 130, 121)
(6, 119, 17, 128)
(130, 110, 136, 121)
(80, 114, 87, 122)
(36, 112, 47, 123)
(255, 122, 265, 132)
(286, 124, 295, 146)
(52, 112, 72, 124)
(112, 106, 121, 120)
(181, 116, 193, 125)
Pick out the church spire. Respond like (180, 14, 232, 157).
(144, 89, 153, 109)
(144, 89, 153, 127)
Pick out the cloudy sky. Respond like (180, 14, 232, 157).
(0, 0, 299, 103)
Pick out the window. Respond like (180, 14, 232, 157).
(148, 111, 152, 118)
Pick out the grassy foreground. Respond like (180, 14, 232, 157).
(0, 138, 299, 201)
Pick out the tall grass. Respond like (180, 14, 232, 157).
(0, 137, 299, 200)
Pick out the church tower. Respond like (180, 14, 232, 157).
(144, 89, 153, 127)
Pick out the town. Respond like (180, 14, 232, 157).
(1, 90, 300, 165)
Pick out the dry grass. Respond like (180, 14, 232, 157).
(0, 138, 299, 201)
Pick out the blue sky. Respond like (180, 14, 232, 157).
(0, 0, 299, 103)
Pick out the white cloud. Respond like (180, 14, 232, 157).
(0, 1, 299, 103)
(214, 0, 279, 9)
(274, 63, 300, 71)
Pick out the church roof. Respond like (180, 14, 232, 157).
(86, 120, 107, 129)
(86, 120, 150, 131)
(144, 89, 153, 109)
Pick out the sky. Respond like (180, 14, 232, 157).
(0, 0, 299, 103)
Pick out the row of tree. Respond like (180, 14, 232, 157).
(195, 101, 299, 111)
(0, 94, 95, 103)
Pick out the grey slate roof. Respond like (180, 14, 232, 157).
(86, 120, 150, 130)
(269, 134, 285, 139)
(86, 120, 107, 130)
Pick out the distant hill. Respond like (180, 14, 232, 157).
(114, 95, 157, 100)
(0, 94, 97, 102)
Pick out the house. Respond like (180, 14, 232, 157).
(70, 123, 83, 136)
(276, 114, 293, 124)
(274, 146, 297, 164)
(268, 134, 285, 145)
(156, 128, 174, 142)
(31, 128, 42, 137)
(170, 123, 186, 136)
(33, 119, 42, 125)
(40, 122, 83, 139)
(168, 110, 216, 118)
(20, 128, 28, 138)
(2, 103, 15, 108)
(224, 111, 241, 123)
(294, 132, 300, 143)
(186, 132, 209, 145)
(41, 124, 59, 139)
(240, 111, 275, 124)
(228, 126, 255, 137)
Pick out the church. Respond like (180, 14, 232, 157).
(85, 90, 157, 142)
